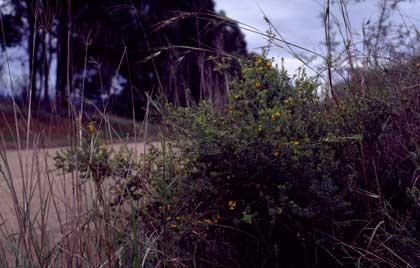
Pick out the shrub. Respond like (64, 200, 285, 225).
(56, 54, 420, 267)
(160, 55, 364, 267)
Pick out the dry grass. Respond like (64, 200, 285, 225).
(0, 0, 419, 267)
(0, 129, 159, 266)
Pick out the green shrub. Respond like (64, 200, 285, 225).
(55, 54, 420, 267)
(159, 55, 366, 267)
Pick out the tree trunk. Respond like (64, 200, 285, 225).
(55, 0, 72, 112)
(26, 0, 38, 103)
(42, 30, 50, 109)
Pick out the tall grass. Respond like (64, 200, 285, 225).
(0, 4, 157, 265)
(0, 105, 160, 267)
(0, 0, 420, 267)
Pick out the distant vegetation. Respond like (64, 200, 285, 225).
(0, 0, 246, 116)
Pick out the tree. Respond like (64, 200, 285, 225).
(1, 0, 247, 117)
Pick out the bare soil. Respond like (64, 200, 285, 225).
(0, 142, 153, 238)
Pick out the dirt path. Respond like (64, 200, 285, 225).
(0, 142, 154, 236)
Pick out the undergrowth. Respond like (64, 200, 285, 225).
(49, 53, 420, 267)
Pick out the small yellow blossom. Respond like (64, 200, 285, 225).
(228, 107, 234, 114)
(255, 81, 262, 88)
(87, 122, 96, 134)
(228, 200, 237, 210)
(276, 207, 283, 215)
(293, 141, 300, 145)
(98, 143, 106, 151)
(203, 218, 213, 225)
(165, 216, 172, 222)
(271, 112, 281, 121)
(234, 95, 240, 100)
(256, 57, 263, 66)
(166, 204, 172, 211)
(169, 223, 177, 229)
(284, 98, 293, 104)
(273, 151, 280, 158)
(266, 60, 273, 69)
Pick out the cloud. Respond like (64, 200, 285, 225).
(215, 0, 420, 73)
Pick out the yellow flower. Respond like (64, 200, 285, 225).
(283, 97, 293, 104)
(293, 141, 300, 145)
(258, 126, 263, 132)
(203, 218, 213, 225)
(166, 204, 172, 211)
(273, 151, 280, 158)
(256, 57, 263, 66)
(234, 95, 240, 100)
(255, 81, 262, 88)
(228, 107, 234, 114)
(228, 200, 237, 210)
(276, 207, 283, 215)
(98, 143, 106, 151)
(169, 223, 177, 229)
(87, 122, 96, 134)
(165, 216, 172, 222)
(271, 112, 281, 121)
(266, 60, 273, 69)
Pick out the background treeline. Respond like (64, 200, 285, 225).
(0, 0, 247, 116)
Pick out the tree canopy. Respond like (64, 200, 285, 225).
(0, 0, 247, 116)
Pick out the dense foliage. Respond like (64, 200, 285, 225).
(56, 54, 420, 267)
(0, 0, 246, 115)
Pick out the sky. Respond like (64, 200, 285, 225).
(215, 0, 420, 74)
(2, 0, 420, 96)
